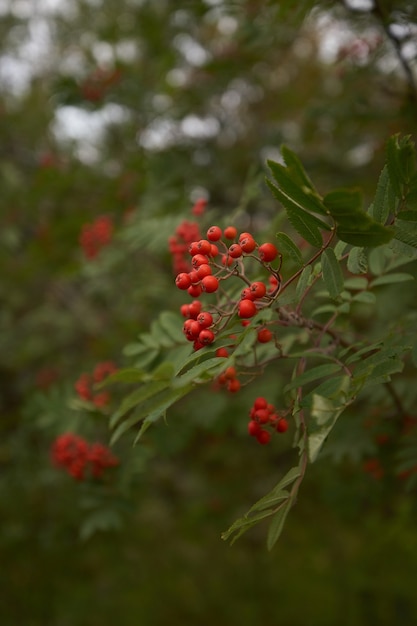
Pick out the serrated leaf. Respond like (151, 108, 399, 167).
(308, 392, 349, 462)
(221, 509, 278, 545)
(321, 248, 344, 299)
(394, 221, 417, 249)
(344, 277, 368, 290)
(324, 189, 394, 247)
(275, 232, 303, 268)
(266, 180, 330, 246)
(267, 501, 292, 551)
(370, 165, 392, 224)
(386, 134, 416, 196)
(295, 265, 312, 301)
(267, 159, 328, 215)
(173, 356, 226, 388)
(285, 363, 341, 392)
(281, 145, 316, 191)
(110, 380, 169, 429)
(347, 246, 368, 274)
(247, 490, 290, 515)
(110, 385, 192, 445)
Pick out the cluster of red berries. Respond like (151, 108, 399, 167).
(216, 366, 241, 393)
(51, 433, 119, 481)
(174, 223, 280, 350)
(79, 216, 114, 259)
(247, 397, 289, 445)
(75, 361, 117, 407)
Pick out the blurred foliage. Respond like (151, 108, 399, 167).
(1, 0, 417, 623)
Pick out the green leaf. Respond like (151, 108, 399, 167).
(173, 356, 226, 388)
(369, 165, 393, 224)
(285, 204, 328, 247)
(275, 232, 303, 268)
(96, 367, 147, 386)
(295, 265, 312, 301)
(386, 134, 416, 197)
(370, 272, 414, 287)
(110, 380, 170, 429)
(308, 391, 350, 462)
(267, 501, 292, 551)
(394, 221, 417, 249)
(110, 384, 193, 445)
(347, 246, 368, 274)
(321, 248, 344, 299)
(280, 145, 316, 191)
(285, 363, 341, 392)
(324, 189, 394, 247)
(344, 277, 368, 290)
(267, 158, 328, 215)
(352, 291, 376, 304)
(266, 180, 330, 246)
(158, 311, 186, 343)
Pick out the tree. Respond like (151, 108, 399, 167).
(1, 0, 417, 622)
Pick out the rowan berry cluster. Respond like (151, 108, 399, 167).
(247, 397, 289, 445)
(216, 366, 241, 393)
(79, 215, 114, 259)
(75, 361, 117, 407)
(51, 433, 119, 481)
(174, 223, 280, 351)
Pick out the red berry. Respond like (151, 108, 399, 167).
(201, 275, 219, 293)
(254, 408, 270, 424)
(228, 243, 242, 258)
(188, 284, 203, 297)
(224, 366, 236, 379)
(258, 242, 278, 262)
(253, 397, 268, 410)
(183, 319, 201, 339)
(248, 420, 261, 437)
(175, 272, 192, 290)
(197, 311, 213, 328)
(276, 418, 289, 433)
(209, 244, 219, 257)
(188, 241, 200, 256)
(239, 236, 257, 253)
(221, 254, 234, 267)
(180, 304, 190, 317)
(207, 226, 222, 241)
(257, 328, 273, 343)
(249, 281, 267, 299)
(196, 264, 212, 279)
(227, 378, 241, 393)
(256, 429, 271, 445)
(196, 239, 212, 255)
(188, 300, 202, 318)
(199, 328, 215, 345)
(188, 270, 200, 284)
(238, 299, 257, 318)
(215, 347, 229, 358)
(224, 226, 237, 240)
(241, 287, 252, 300)
(192, 253, 209, 268)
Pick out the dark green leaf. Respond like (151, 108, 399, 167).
(369, 165, 393, 224)
(285, 363, 341, 392)
(267, 159, 328, 215)
(295, 265, 312, 301)
(275, 232, 303, 268)
(110, 380, 169, 428)
(266, 501, 292, 550)
(321, 248, 344, 299)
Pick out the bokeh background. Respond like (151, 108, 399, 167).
(1, 0, 417, 624)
